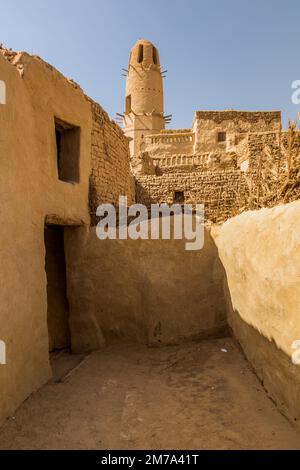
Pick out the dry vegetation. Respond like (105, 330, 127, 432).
(236, 118, 300, 215)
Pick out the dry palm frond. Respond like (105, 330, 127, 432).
(243, 118, 300, 210)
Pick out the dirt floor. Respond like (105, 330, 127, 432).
(0, 337, 299, 450)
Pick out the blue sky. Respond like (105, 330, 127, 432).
(1, 0, 299, 128)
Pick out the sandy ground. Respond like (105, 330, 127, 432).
(0, 337, 299, 450)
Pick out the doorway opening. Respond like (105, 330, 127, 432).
(44, 225, 70, 354)
(44, 224, 87, 382)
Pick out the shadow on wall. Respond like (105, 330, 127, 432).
(64, 209, 300, 427)
(221, 273, 300, 426)
(212, 226, 300, 425)
(64, 223, 228, 352)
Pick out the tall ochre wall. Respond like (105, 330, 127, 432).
(213, 200, 300, 424)
(65, 225, 227, 350)
(0, 48, 134, 426)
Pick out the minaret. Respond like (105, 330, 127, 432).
(123, 39, 165, 159)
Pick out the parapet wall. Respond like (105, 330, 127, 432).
(144, 131, 195, 158)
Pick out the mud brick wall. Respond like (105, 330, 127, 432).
(88, 98, 135, 225)
(195, 111, 281, 131)
(136, 170, 248, 223)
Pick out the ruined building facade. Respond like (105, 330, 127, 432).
(123, 40, 299, 222)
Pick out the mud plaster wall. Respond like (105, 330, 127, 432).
(65, 225, 227, 352)
(0, 44, 136, 425)
(213, 201, 300, 423)
(0, 52, 92, 426)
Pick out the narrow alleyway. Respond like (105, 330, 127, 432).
(0, 338, 299, 450)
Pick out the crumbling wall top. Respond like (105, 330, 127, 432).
(194, 110, 281, 126)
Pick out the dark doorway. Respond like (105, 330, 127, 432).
(174, 191, 185, 204)
(44, 225, 70, 353)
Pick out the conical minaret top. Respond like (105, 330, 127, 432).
(123, 39, 165, 159)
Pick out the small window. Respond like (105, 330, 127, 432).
(138, 45, 144, 63)
(174, 191, 185, 204)
(125, 95, 132, 114)
(217, 132, 227, 143)
(55, 118, 80, 183)
(153, 47, 158, 65)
